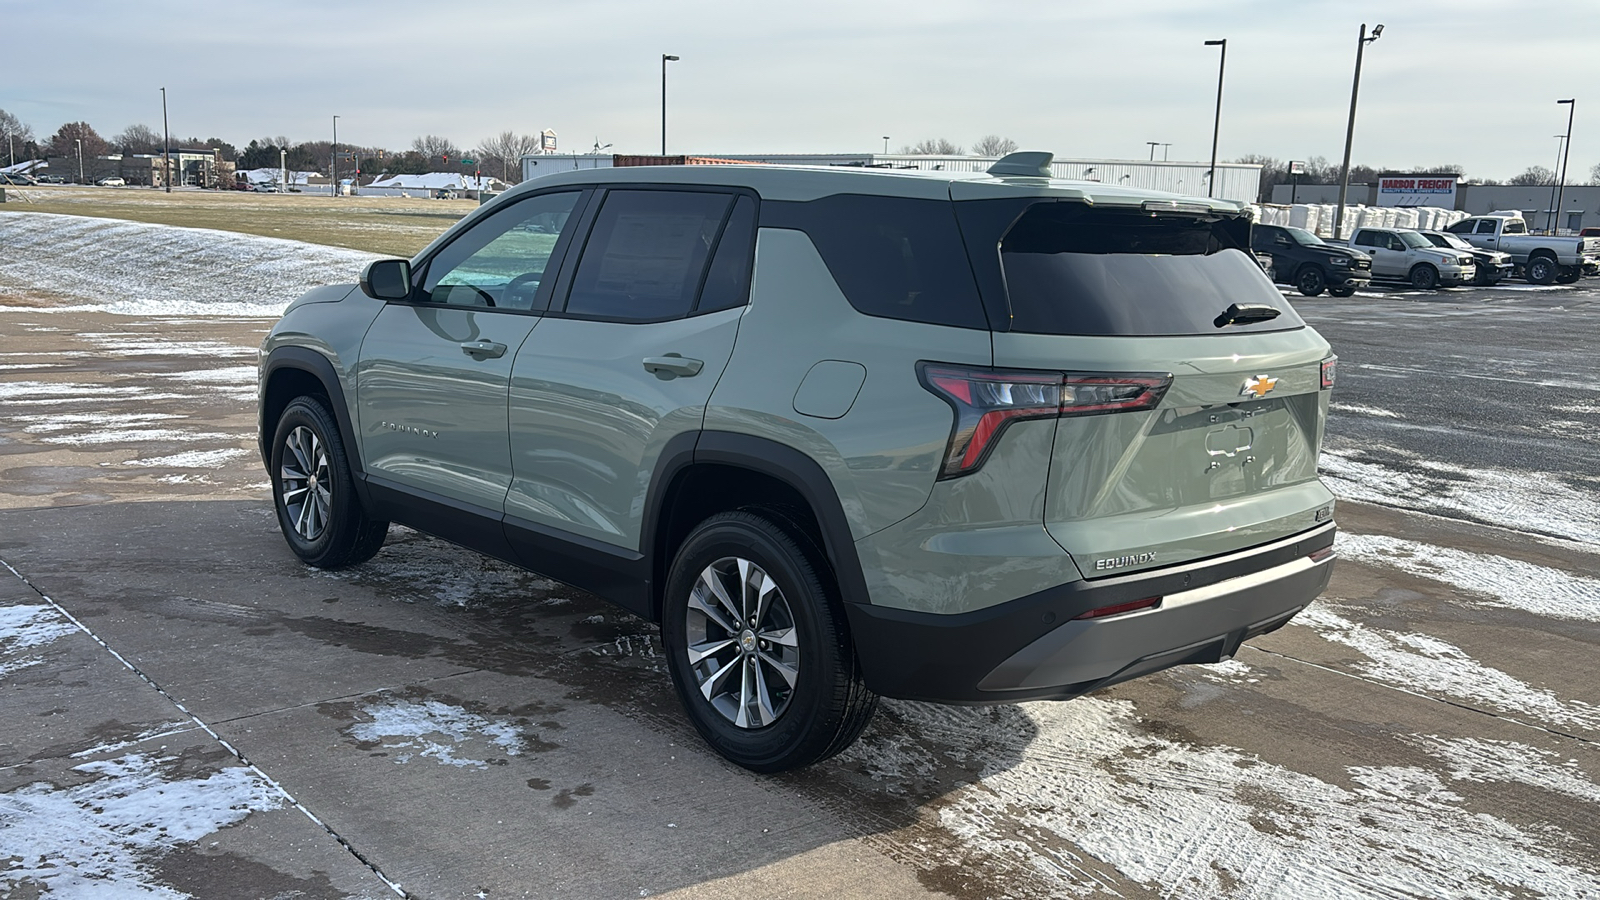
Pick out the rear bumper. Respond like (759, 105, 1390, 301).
(844, 522, 1335, 703)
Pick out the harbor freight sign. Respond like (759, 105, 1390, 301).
(1377, 174, 1459, 208)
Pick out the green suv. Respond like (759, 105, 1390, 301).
(259, 152, 1338, 772)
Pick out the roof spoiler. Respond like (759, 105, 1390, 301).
(987, 151, 1053, 178)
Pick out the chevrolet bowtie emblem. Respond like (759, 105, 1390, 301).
(1241, 374, 1278, 398)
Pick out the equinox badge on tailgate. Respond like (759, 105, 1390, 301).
(1095, 552, 1157, 572)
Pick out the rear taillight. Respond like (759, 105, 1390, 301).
(1320, 355, 1337, 390)
(919, 362, 1172, 479)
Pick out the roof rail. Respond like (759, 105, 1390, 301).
(987, 151, 1053, 178)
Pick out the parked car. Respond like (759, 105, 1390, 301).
(1579, 226, 1600, 239)
(1445, 214, 1599, 284)
(35, 174, 66, 184)
(1415, 230, 1513, 285)
(1348, 227, 1475, 289)
(1251, 223, 1373, 297)
(1, 172, 38, 186)
(95, 176, 126, 187)
(259, 153, 1339, 771)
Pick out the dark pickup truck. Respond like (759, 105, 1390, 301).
(1251, 224, 1373, 297)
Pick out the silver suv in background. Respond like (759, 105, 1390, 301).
(259, 153, 1339, 771)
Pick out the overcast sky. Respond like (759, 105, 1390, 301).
(6, 0, 1597, 180)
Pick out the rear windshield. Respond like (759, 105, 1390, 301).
(996, 203, 1302, 336)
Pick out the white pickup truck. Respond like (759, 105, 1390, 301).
(1348, 227, 1476, 290)
(1443, 215, 1600, 284)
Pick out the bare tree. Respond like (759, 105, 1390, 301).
(411, 134, 461, 162)
(972, 135, 1018, 157)
(1590, 162, 1600, 185)
(1509, 165, 1555, 186)
(1, 108, 33, 165)
(901, 138, 963, 155)
(114, 124, 163, 154)
(475, 131, 542, 183)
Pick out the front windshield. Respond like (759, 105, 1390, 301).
(1284, 226, 1324, 246)
(1434, 232, 1470, 250)
(1398, 231, 1432, 249)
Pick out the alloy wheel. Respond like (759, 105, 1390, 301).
(279, 425, 332, 541)
(684, 556, 800, 729)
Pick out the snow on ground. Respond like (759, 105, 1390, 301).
(1321, 446, 1600, 544)
(0, 212, 378, 317)
(0, 603, 78, 678)
(1296, 602, 1600, 732)
(347, 696, 524, 768)
(1335, 532, 1600, 622)
(845, 698, 1600, 899)
(0, 753, 283, 898)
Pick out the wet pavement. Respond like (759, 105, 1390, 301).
(3, 276, 1599, 899)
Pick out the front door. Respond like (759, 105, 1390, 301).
(506, 189, 757, 552)
(357, 189, 586, 516)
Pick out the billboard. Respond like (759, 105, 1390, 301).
(1377, 174, 1458, 208)
(541, 130, 557, 152)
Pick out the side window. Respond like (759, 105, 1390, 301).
(1249, 228, 1273, 250)
(696, 195, 757, 314)
(563, 190, 733, 322)
(761, 194, 988, 330)
(1354, 231, 1377, 247)
(421, 191, 582, 310)
(1501, 219, 1526, 235)
(1386, 236, 1405, 251)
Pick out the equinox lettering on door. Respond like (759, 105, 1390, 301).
(376, 421, 438, 439)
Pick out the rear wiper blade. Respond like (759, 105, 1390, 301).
(1214, 303, 1282, 328)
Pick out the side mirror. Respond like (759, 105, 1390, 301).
(360, 259, 412, 301)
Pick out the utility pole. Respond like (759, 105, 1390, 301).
(661, 55, 679, 156)
(332, 115, 339, 197)
(161, 87, 171, 192)
(1333, 24, 1383, 241)
(1204, 39, 1226, 197)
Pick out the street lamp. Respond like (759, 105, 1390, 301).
(661, 54, 679, 156)
(332, 115, 339, 197)
(1147, 141, 1160, 161)
(76, 138, 83, 184)
(1555, 99, 1575, 235)
(883, 136, 890, 155)
(1333, 23, 1383, 242)
(161, 86, 171, 193)
(1204, 39, 1226, 198)
(281, 148, 287, 193)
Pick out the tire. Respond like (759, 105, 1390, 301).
(1474, 270, 1498, 286)
(661, 511, 878, 773)
(269, 396, 388, 568)
(1526, 255, 1558, 285)
(1556, 267, 1580, 284)
(1328, 285, 1357, 298)
(1409, 265, 1439, 290)
(1295, 266, 1326, 297)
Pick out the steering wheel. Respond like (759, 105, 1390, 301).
(502, 272, 543, 310)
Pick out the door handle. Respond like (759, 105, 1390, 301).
(642, 354, 704, 378)
(460, 340, 507, 359)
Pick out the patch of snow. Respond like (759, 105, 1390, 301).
(82, 336, 256, 358)
(0, 381, 150, 401)
(0, 212, 378, 317)
(1328, 402, 1402, 419)
(0, 603, 78, 678)
(348, 697, 523, 768)
(1189, 658, 1261, 684)
(15, 412, 186, 433)
(162, 366, 258, 385)
(1417, 736, 1600, 805)
(39, 429, 239, 446)
(1320, 447, 1600, 544)
(1335, 532, 1600, 623)
(1295, 603, 1600, 731)
(848, 697, 1600, 898)
(0, 753, 282, 898)
(0, 363, 66, 370)
(123, 448, 250, 469)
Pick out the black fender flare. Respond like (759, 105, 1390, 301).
(258, 346, 364, 482)
(641, 430, 873, 618)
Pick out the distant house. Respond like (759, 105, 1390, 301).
(366, 172, 507, 193)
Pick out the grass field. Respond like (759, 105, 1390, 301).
(2, 186, 477, 257)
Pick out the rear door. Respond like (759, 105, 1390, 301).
(966, 200, 1334, 576)
(505, 187, 756, 552)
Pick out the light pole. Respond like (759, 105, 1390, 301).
(883, 136, 890, 154)
(75, 138, 83, 184)
(1204, 39, 1226, 197)
(1333, 23, 1383, 242)
(1147, 141, 1160, 161)
(1161, 143, 1171, 161)
(661, 54, 679, 156)
(1555, 99, 1575, 235)
(280, 148, 287, 192)
(161, 86, 171, 193)
(332, 115, 339, 197)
